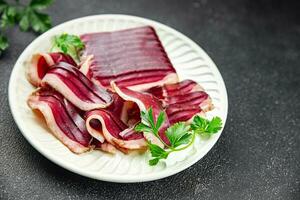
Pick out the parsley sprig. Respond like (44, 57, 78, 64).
(135, 108, 223, 166)
(0, 0, 53, 55)
(52, 33, 85, 61)
(135, 108, 168, 146)
(191, 116, 222, 137)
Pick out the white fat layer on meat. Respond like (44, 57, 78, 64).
(98, 143, 117, 154)
(127, 73, 179, 91)
(85, 113, 146, 150)
(27, 96, 89, 154)
(79, 55, 94, 76)
(111, 82, 164, 148)
(42, 53, 55, 66)
(85, 115, 105, 143)
(42, 74, 109, 111)
(27, 53, 55, 87)
(191, 83, 214, 112)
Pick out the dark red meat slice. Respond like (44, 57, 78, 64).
(80, 26, 178, 91)
(111, 82, 170, 147)
(27, 52, 77, 87)
(41, 62, 113, 111)
(85, 109, 146, 150)
(146, 80, 213, 124)
(27, 88, 92, 154)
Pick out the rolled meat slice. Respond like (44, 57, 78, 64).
(41, 62, 113, 111)
(27, 88, 92, 154)
(146, 80, 213, 124)
(80, 26, 179, 91)
(27, 52, 77, 87)
(85, 109, 147, 151)
(111, 82, 170, 147)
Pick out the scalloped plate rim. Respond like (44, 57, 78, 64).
(8, 14, 228, 183)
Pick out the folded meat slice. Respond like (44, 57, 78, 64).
(41, 62, 113, 111)
(146, 80, 213, 124)
(27, 88, 92, 154)
(80, 26, 178, 91)
(27, 52, 77, 87)
(111, 82, 170, 147)
(85, 109, 147, 150)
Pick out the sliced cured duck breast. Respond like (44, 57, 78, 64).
(91, 139, 117, 154)
(41, 62, 113, 111)
(27, 52, 77, 87)
(27, 88, 92, 154)
(85, 109, 147, 151)
(166, 105, 205, 125)
(80, 26, 179, 91)
(111, 82, 170, 147)
(146, 80, 213, 124)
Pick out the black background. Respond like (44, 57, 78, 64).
(0, 0, 299, 199)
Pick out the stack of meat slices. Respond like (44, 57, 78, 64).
(26, 26, 214, 154)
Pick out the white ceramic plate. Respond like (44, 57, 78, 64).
(9, 14, 228, 183)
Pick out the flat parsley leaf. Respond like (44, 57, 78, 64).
(30, 10, 51, 33)
(1, 5, 17, 28)
(0, 34, 8, 55)
(18, 8, 30, 31)
(147, 107, 155, 130)
(165, 122, 192, 148)
(0, 0, 53, 54)
(138, 108, 165, 136)
(134, 123, 152, 133)
(148, 142, 169, 166)
(191, 116, 222, 137)
(207, 117, 222, 133)
(30, 0, 53, 10)
(0, 0, 7, 13)
(53, 33, 85, 61)
(135, 108, 223, 166)
(155, 111, 165, 131)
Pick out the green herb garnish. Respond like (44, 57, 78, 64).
(191, 116, 222, 138)
(52, 33, 85, 61)
(0, 0, 53, 55)
(135, 108, 223, 166)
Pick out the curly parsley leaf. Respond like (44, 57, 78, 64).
(166, 122, 192, 148)
(52, 33, 85, 61)
(191, 116, 222, 137)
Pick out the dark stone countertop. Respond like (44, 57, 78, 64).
(0, 0, 299, 199)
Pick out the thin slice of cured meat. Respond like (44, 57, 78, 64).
(27, 52, 77, 87)
(85, 109, 147, 151)
(41, 62, 113, 111)
(27, 88, 92, 154)
(80, 26, 178, 91)
(111, 82, 170, 147)
(146, 80, 213, 124)
(91, 139, 117, 154)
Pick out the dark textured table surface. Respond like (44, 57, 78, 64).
(0, 0, 299, 199)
